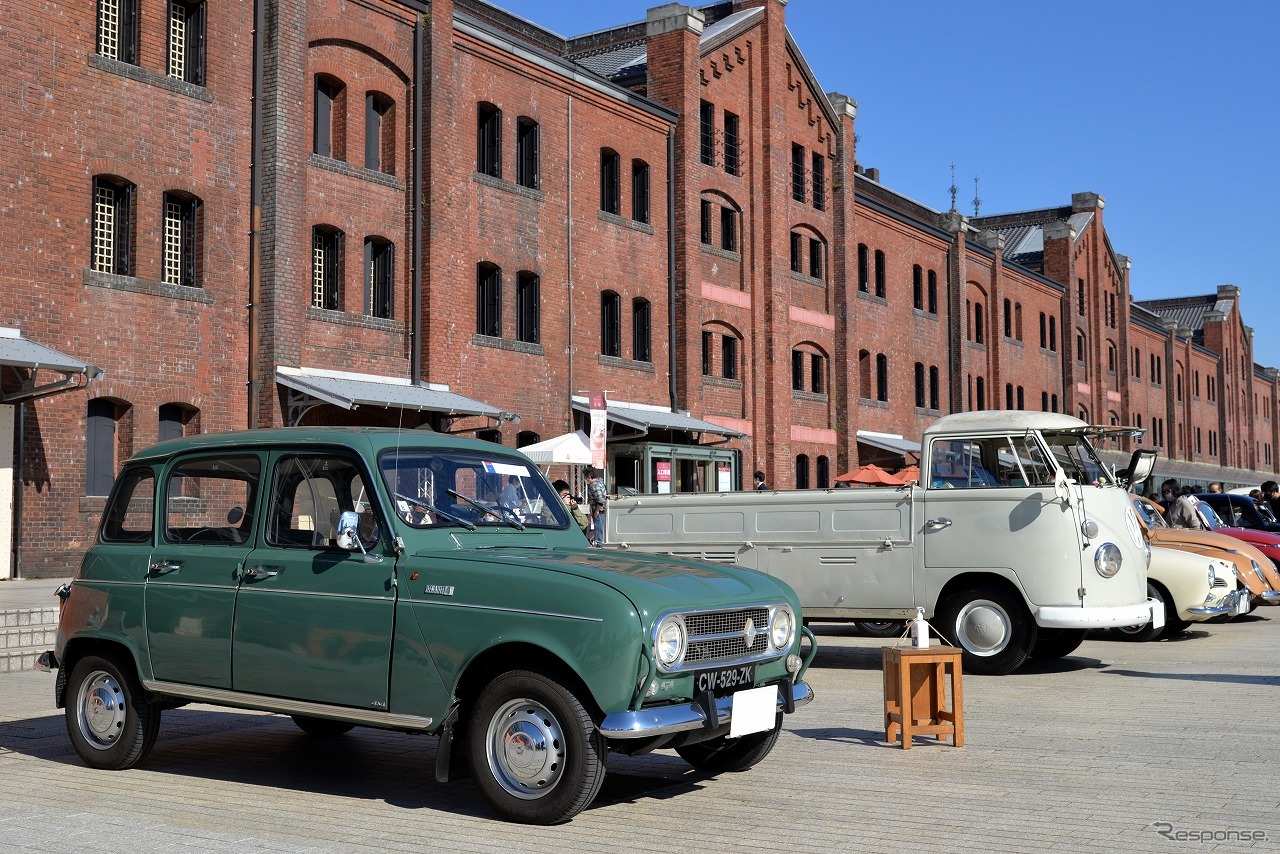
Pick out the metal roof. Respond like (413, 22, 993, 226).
(567, 6, 763, 80)
(275, 368, 509, 419)
(0, 328, 89, 374)
(1135, 295, 1228, 335)
(571, 397, 744, 438)
(856, 431, 922, 457)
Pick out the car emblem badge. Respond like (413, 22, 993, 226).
(743, 618, 757, 646)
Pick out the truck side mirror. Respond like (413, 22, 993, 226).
(1054, 469, 1071, 506)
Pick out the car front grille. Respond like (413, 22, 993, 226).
(683, 606, 772, 666)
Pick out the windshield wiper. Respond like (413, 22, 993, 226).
(394, 492, 475, 531)
(447, 489, 526, 531)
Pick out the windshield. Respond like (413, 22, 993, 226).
(1042, 431, 1110, 485)
(378, 449, 570, 530)
(1132, 496, 1168, 529)
(1194, 500, 1226, 531)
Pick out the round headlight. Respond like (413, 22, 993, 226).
(1094, 542, 1122, 578)
(654, 616, 686, 669)
(770, 605, 795, 650)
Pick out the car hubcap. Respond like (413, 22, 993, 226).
(955, 599, 1012, 656)
(77, 670, 126, 750)
(485, 698, 565, 799)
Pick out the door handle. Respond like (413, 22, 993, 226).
(243, 565, 281, 580)
(925, 518, 952, 531)
(149, 560, 184, 574)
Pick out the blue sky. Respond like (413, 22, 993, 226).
(490, 0, 1279, 366)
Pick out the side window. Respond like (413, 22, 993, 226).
(1007, 436, 1056, 487)
(164, 455, 260, 544)
(928, 437, 1049, 489)
(101, 467, 155, 543)
(267, 454, 379, 549)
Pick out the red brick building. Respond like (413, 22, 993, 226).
(3, 0, 1276, 577)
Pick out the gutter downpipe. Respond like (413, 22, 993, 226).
(566, 95, 574, 433)
(246, 0, 265, 428)
(12, 403, 23, 580)
(411, 16, 423, 385)
(667, 127, 679, 414)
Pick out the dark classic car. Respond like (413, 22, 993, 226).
(40, 428, 815, 824)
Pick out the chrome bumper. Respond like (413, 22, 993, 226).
(599, 680, 813, 740)
(1259, 590, 1280, 601)
(1187, 589, 1250, 620)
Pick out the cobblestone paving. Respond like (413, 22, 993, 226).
(1, 615, 1278, 852)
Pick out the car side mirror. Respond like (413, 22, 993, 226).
(1054, 469, 1071, 506)
(336, 510, 383, 564)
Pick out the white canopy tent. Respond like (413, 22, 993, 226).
(519, 430, 593, 465)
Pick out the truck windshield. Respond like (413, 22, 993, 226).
(1042, 432, 1110, 485)
(378, 449, 570, 530)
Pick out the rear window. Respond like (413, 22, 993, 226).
(100, 467, 155, 543)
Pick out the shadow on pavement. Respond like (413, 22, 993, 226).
(788, 726, 890, 748)
(1100, 669, 1280, 686)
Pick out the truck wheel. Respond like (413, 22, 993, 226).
(65, 652, 161, 770)
(675, 715, 782, 774)
(937, 586, 1036, 675)
(1110, 583, 1169, 642)
(290, 715, 355, 736)
(854, 620, 904, 638)
(1029, 628, 1087, 660)
(468, 670, 606, 824)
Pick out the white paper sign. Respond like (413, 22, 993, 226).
(729, 685, 777, 738)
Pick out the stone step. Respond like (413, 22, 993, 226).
(0, 608, 60, 672)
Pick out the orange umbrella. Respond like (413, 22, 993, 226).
(835, 463, 900, 486)
(894, 465, 921, 485)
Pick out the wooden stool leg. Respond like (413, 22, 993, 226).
(951, 660, 964, 747)
(898, 654, 913, 748)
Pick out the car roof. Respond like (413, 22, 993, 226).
(126, 426, 519, 463)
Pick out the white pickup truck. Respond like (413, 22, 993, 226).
(606, 411, 1163, 674)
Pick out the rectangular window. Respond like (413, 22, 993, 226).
(92, 178, 133, 276)
(720, 207, 736, 252)
(811, 353, 824, 394)
(97, 0, 138, 64)
(311, 228, 340, 310)
(789, 233, 802, 273)
(516, 118, 539, 189)
(700, 200, 712, 245)
(792, 350, 804, 391)
(516, 272, 540, 344)
(632, 300, 651, 363)
(162, 193, 199, 288)
(722, 335, 738, 380)
(811, 152, 825, 210)
(601, 293, 621, 357)
(476, 265, 501, 337)
(701, 331, 712, 376)
(477, 104, 501, 178)
(365, 239, 393, 318)
(600, 150, 620, 214)
(631, 160, 650, 223)
(167, 1, 205, 84)
(791, 144, 805, 202)
(808, 237, 822, 280)
(365, 94, 393, 172)
(699, 101, 715, 166)
(723, 111, 739, 176)
(314, 78, 341, 158)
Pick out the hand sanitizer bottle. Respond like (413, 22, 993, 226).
(912, 607, 930, 649)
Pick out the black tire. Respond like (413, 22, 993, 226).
(936, 585, 1037, 675)
(291, 715, 355, 737)
(65, 652, 161, 770)
(1109, 583, 1168, 642)
(854, 620, 905, 638)
(1029, 628, 1087, 660)
(675, 715, 782, 774)
(1161, 615, 1192, 638)
(468, 670, 606, 825)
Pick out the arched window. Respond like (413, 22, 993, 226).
(976, 377, 985, 410)
(1039, 313, 1047, 348)
(875, 353, 888, 402)
(1014, 304, 1022, 340)
(600, 148, 620, 214)
(857, 245, 869, 292)
(912, 265, 923, 310)
(631, 159, 650, 223)
(516, 117, 539, 189)
(858, 349, 871, 399)
(477, 102, 502, 177)
(816, 456, 830, 489)
(314, 75, 346, 160)
(632, 298, 651, 362)
(929, 366, 940, 411)
(1005, 383, 1014, 410)
(874, 249, 886, 297)
(927, 270, 938, 313)
(92, 175, 135, 276)
(795, 454, 810, 489)
(365, 236, 394, 318)
(87, 398, 122, 496)
(476, 262, 501, 336)
(914, 363, 925, 408)
(312, 225, 343, 310)
(1049, 316, 1057, 351)
(162, 190, 201, 288)
(158, 403, 187, 443)
(365, 92, 395, 174)
(1003, 299, 1012, 339)
(600, 291, 621, 357)
(517, 272, 540, 344)
(516, 431, 540, 448)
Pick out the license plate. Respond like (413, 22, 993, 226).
(693, 663, 756, 696)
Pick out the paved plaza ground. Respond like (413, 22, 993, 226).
(0, 601, 1277, 852)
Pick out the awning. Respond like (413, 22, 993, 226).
(519, 430, 593, 465)
(857, 430, 922, 458)
(0, 327, 99, 403)
(276, 367, 513, 421)
(571, 397, 745, 439)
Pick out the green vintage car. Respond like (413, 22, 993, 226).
(40, 428, 814, 824)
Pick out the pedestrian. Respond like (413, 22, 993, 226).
(1166, 483, 1204, 529)
(1262, 481, 1280, 520)
(553, 479, 590, 534)
(1158, 478, 1179, 513)
(585, 468, 607, 547)
(753, 470, 768, 491)
(1208, 482, 1224, 494)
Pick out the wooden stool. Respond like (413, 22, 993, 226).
(882, 645, 964, 749)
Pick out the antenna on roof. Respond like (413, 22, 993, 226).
(972, 175, 982, 218)
(948, 162, 958, 212)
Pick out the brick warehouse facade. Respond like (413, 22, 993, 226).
(3, 0, 1279, 577)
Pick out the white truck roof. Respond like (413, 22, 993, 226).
(923, 410, 1089, 439)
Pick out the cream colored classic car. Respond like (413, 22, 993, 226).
(1111, 545, 1248, 642)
